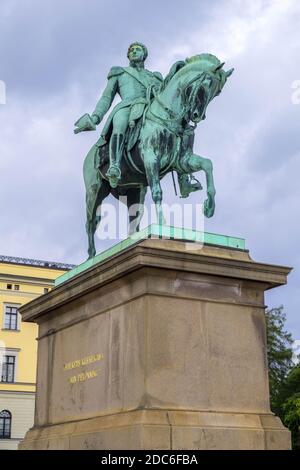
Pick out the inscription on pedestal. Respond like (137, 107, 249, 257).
(63, 353, 104, 384)
(19, 239, 292, 449)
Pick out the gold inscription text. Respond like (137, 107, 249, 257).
(69, 369, 99, 384)
(64, 353, 104, 371)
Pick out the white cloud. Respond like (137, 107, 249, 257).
(154, 0, 299, 69)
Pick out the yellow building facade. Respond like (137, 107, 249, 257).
(0, 255, 73, 450)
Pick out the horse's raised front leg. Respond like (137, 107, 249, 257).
(185, 153, 216, 218)
(201, 157, 216, 218)
(143, 151, 166, 225)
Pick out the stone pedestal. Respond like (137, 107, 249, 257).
(19, 238, 291, 449)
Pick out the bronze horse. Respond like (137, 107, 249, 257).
(83, 54, 233, 258)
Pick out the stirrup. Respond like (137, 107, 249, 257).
(179, 175, 203, 198)
(189, 175, 203, 191)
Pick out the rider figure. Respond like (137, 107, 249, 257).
(91, 42, 163, 188)
(75, 42, 201, 195)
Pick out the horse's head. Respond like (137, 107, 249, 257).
(163, 53, 234, 124)
(183, 54, 234, 124)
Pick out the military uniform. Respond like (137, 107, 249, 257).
(93, 66, 162, 134)
(75, 64, 202, 196)
(90, 65, 162, 187)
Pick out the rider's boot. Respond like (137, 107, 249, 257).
(107, 134, 124, 188)
(177, 173, 203, 198)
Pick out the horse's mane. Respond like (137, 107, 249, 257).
(161, 53, 222, 91)
(186, 53, 221, 67)
(161, 60, 186, 90)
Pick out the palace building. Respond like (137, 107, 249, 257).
(0, 255, 74, 450)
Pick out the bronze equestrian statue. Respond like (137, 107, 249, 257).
(75, 43, 233, 258)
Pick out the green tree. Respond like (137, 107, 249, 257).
(265, 306, 300, 448)
(265, 305, 294, 410)
(276, 365, 300, 449)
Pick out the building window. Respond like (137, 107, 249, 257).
(0, 410, 11, 439)
(4, 305, 19, 330)
(14, 284, 20, 291)
(6, 284, 12, 290)
(1, 355, 16, 383)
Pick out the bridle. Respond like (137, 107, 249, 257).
(146, 68, 222, 137)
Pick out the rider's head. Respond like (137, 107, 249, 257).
(127, 42, 148, 63)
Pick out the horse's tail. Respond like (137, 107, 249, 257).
(83, 144, 102, 189)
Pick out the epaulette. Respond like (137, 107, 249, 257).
(107, 66, 124, 79)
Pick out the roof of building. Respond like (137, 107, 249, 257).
(0, 254, 76, 271)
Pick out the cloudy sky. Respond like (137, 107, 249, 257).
(0, 0, 299, 340)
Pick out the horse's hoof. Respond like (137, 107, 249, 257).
(203, 200, 215, 218)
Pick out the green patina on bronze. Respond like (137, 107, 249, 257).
(74, 43, 234, 258)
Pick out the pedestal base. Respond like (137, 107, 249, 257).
(20, 410, 290, 450)
(19, 236, 292, 450)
